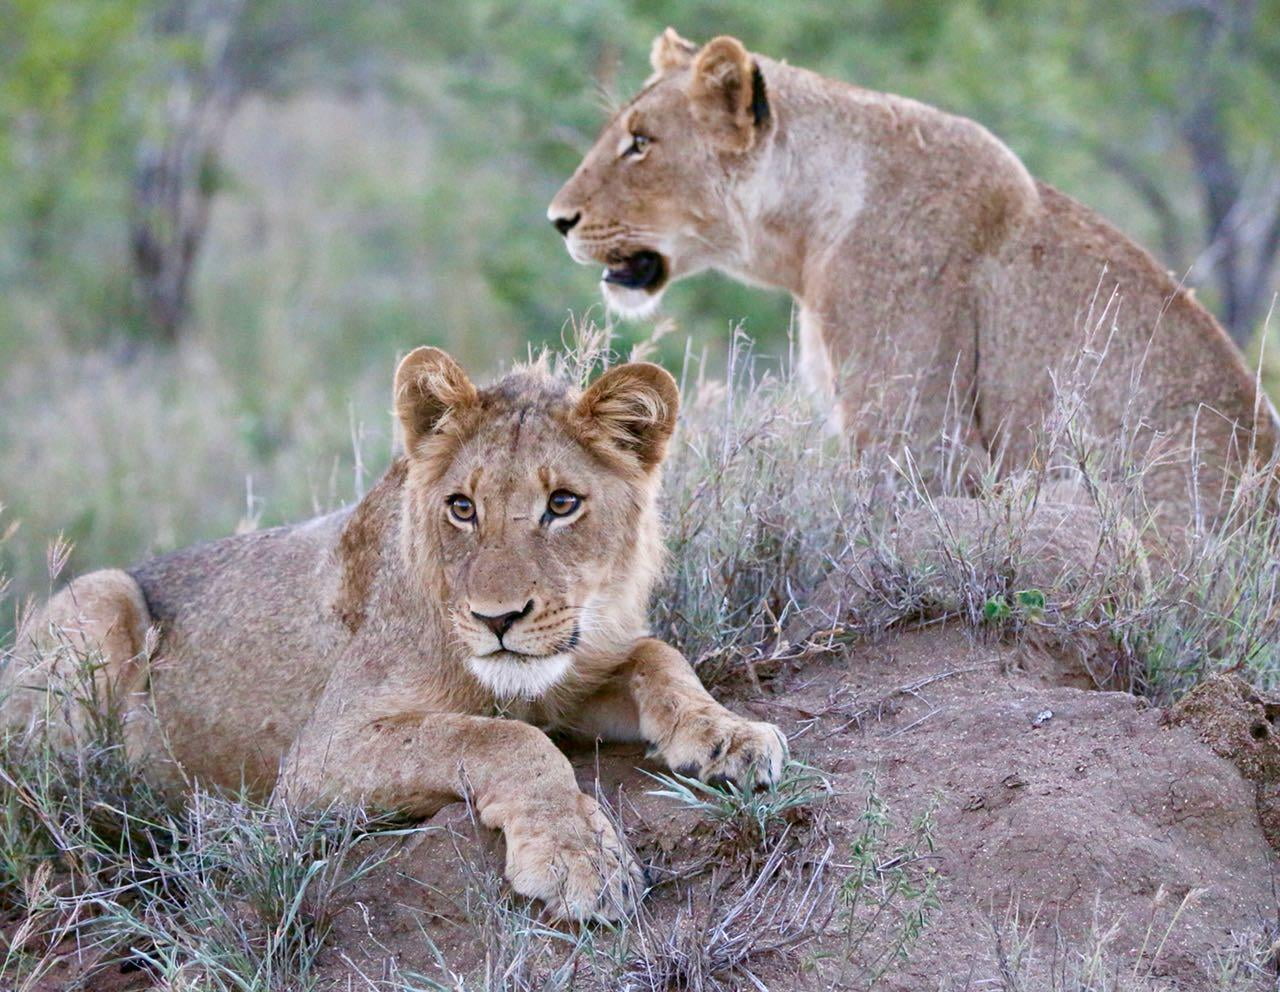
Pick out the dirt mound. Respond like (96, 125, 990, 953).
(1167, 674, 1280, 782)
(319, 627, 1277, 990)
(779, 629, 1274, 988)
(1168, 674, 1280, 850)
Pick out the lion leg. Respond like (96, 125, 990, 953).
(5, 569, 159, 760)
(280, 705, 643, 921)
(807, 293, 986, 495)
(567, 638, 789, 790)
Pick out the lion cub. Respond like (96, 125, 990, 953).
(5, 347, 786, 920)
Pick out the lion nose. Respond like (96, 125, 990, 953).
(472, 599, 534, 639)
(551, 210, 581, 237)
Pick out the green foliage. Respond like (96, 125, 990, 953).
(837, 779, 940, 986)
(983, 588, 1047, 623)
(0, 0, 152, 350)
(644, 762, 830, 848)
(5, 0, 1276, 363)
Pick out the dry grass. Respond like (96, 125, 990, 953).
(0, 622, 935, 990)
(4, 323, 1280, 987)
(951, 896, 1280, 991)
(0, 650, 405, 990)
(618, 831, 837, 992)
(633, 317, 1280, 703)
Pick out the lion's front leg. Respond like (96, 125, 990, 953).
(577, 639, 788, 789)
(279, 708, 642, 921)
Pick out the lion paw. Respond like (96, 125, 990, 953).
(501, 794, 644, 922)
(658, 709, 789, 790)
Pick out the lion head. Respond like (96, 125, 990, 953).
(393, 347, 678, 699)
(547, 29, 775, 317)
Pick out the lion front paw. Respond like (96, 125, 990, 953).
(501, 793, 644, 922)
(656, 708, 789, 790)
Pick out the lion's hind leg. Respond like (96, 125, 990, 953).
(4, 569, 153, 748)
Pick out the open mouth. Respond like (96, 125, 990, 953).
(603, 251, 667, 292)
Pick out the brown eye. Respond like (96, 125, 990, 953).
(546, 490, 582, 518)
(447, 494, 475, 523)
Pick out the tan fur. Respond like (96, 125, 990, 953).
(1, 348, 786, 921)
(7, 570, 153, 740)
(548, 30, 1279, 530)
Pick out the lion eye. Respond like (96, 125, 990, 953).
(623, 133, 651, 158)
(447, 494, 475, 524)
(546, 490, 582, 518)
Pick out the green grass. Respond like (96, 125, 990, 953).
(835, 779, 940, 988)
(87, 795, 402, 991)
(643, 761, 831, 851)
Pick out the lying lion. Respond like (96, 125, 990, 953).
(3, 347, 786, 920)
(548, 29, 1278, 528)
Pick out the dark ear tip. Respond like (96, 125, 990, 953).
(751, 63, 770, 126)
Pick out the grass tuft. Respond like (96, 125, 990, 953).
(643, 761, 831, 854)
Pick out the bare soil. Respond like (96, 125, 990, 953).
(318, 624, 1279, 990)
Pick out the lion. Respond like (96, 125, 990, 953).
(2, 346, 787, 921)
(548, 29, 1279, 529)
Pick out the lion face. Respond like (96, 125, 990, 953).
(394, 348, 678, 699)
(547, 30, 772, 317)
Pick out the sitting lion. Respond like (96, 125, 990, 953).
(3, 347, 786, 920)
(548, 29, 1278, 528)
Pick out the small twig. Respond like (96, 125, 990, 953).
(826, 666, 987, 736)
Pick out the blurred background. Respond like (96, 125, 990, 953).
(1, 0, 1278, 608)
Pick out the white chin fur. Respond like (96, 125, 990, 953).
(602, 282, 664, 320)
(467, 653, 573, 700)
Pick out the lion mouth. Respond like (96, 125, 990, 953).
(489, 648, 563, 663)
(480, 627, 579, 661)
(603, 251, 667, 292)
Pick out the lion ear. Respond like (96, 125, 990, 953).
(687, 35, 769, 152)
(394, 347, 478, 456)
(577, 363, 680, 471)
(649, 26, 697, 75)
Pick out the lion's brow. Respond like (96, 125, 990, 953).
(603, 78, 662, 128)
